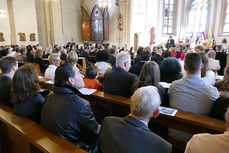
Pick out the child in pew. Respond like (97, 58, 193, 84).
(84, 65, 103, 91)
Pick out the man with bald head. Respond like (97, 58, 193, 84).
(94, 86, 172, 153)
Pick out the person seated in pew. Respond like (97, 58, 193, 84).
(84, 65, 103, 91)
(199, 52, 215, 85)
(131, 61, 166, 103)
(103, 51, 138, 98)
(93, 86, 172, 153)
(160, 57, 183, 83)
(185, 107, 229, 153)
(210, 93, 229, 121)
(0, 56, 18, 108)
(129, 50, 151, 76)
(33, 49, 48, 74)
(169, 52, 219, 115)
(11, 64, 46, 123)
(168, 53, 219, 142)
(41, 63, 100, 151)
(207, 50, 221, 72)
(215, 65, 229, 91)
(94, 50, 112, 75)
(45, 53, 61, 81)
(67, 50, 83, 71)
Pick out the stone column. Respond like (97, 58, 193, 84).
(7, 0, 16, 45)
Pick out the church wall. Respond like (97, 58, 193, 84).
(13, 0, 38, 46)
(0, 0, 11, 45)
(61, 0, 82, 44)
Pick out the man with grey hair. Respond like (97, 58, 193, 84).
(185, 107, 229, 153)
(103, 51, 138, 97)
(94, 86, 172, 153)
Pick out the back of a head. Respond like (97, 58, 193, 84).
(131, 86, 161, 119)
(194, 45, 205, 52)
(35, 49, 43, 58)
(184, 53, 202, 74)
(137, 61, 160, 88)
(11, 64, 40, 103)
(0, 56, 17, 74)
(86, 65, 97, 79)
(96, 50, 110, 62)
(216, 45, 223, 52)
(207, 50, 216, 59)
(67, 50, 78, 64)
(140, 51, 151, 61)
(109, 47, 116, 55)
(137, 46, 144, 55)
(224, 65, 229, 79)
(116, 51, 130, 68)
(54, 63, 75, 87)
(144, 46, 151, 53)
(160, 57, 182, 83)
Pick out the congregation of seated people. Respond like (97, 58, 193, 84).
(0, 41, 229, 153)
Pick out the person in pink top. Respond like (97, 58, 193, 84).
(173, 44, 185, 61)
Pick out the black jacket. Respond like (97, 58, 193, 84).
(94, 115, 172, 153)
(151, 52, 164, 65)
(41, 85, 100, 150)
(33, 57, 48, 74)
(210, 93, 229, 121)
(103, 67, 138, 98)
(13, 92, 45, 123)
(129, 61, 146, 76)
(216, 52, 227, 75)
(0, 76, 13, 108)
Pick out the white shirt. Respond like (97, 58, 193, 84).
(202, 70, 216, 85)
(95, 61, 112, 75)
(45, 65, 57, 81)
(208, 58, 221, 71)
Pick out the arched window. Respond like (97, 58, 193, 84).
(187, 0, 208, 37)
(163, 0, 176, 34)
(222, 0, 229, 35)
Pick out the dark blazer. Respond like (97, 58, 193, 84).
(95, 115, 172, 153)
(129, 61, 146, 76)
(210, 93, 229, 121)
(151, 52, 164, 65)
(79, 49, 92, 66)
(13, 93, 45, 123)
(33, 57, 48, 74)
(41, 85, 100, 150)
(0, 76, 13, 108)
(107, 55, 116, 67)
(216, 52, 227, 75)
(26, 52, 34, 63)
(103, 67, 138, 98)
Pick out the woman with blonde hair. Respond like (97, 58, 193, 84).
(45, 53, 61, 81)
(11, 64, 45, 123)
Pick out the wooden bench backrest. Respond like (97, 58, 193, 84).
(86, 91, 226, 133)
(0, 103, 87, 153)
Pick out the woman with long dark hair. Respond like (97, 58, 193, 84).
(11, 64, 45, 123)
(132, 61, 165, 102)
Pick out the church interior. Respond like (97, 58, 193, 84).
(0, 0, 229, 153)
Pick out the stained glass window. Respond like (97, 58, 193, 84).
(187, 0, 208, 37)
(222, 0, 229, 34)
(163, 0, 175, 34)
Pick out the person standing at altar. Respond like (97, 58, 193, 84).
(166, 36, 175, 49)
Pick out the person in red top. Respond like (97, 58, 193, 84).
(84, 65, 103, 91)
(173, 44, 185, 61)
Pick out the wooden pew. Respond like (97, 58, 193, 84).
(18, 62, 43, 76)
(84, 91, 226, 152)
(0, 103, 87, 153)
